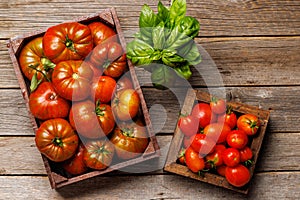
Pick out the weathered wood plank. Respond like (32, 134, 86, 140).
(0, 133, 299, 175)
(0, 86, 300, 135)
(1, 0, 299, 38)
(0, 172, 299, 199)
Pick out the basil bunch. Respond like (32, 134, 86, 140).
(127, 0, 201, 87)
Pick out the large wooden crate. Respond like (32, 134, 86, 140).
(7, 8, 160, 189)
(164, 89, 270, 194)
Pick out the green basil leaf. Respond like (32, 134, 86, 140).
(151, 64, 176, 90)
(165, 25, 192, 50)
(177, 41, 202, 65)
(126, 39, 156, 65)
(157, 1, 169, 22)
(169, 0, 186, 29)
(152, 21, 165, 49)
(174, 63, 192, 80)
(162, 50, 185, 67)
(139, 4, 158, 41)
(177, 16, 200, 38)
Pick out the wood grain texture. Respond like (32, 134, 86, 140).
(0, 172, 299, 199)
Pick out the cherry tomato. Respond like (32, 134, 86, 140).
(63, 143, 88, 175)
(216, 165, 227, 177)
(205, 150, 223, 167)
(203, 123, 231, 144)
(190, 134, 216, 157)
(217, 106, 237, 129)
(183, 136, 192, 148)
(177, 148, 186, 165)
(191, 103, 212, 128)
(91, 76, 116, 103)
(225, 164, 251, 187)
(215, 144, 226, 153)
(226, 130, 249, 149)
(178, 115, 199, 137)
(240, 146, 253, 162)
(237, 114, 261, 136)
(185, 147, 205, 173)
(222, 148, 241, 167)
(210, 97, 226, 114)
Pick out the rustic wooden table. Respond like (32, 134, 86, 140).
(1, 0, 299, 199)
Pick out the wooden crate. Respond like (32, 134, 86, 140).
(7, 8, 160, 189)
(164, 89, 270, 194)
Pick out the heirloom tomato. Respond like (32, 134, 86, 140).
(177, 115, 199, 137)
(203, 123, 231, 144)
(226, 130, 248, 149)
(190, 134, 216, 157)
(19, 37, 55, 81)
(83, 140, 115, 170)
(191, 103, 212, 128)
(222, 148, 241, 167)
(210, 97, 226, 114)
(112, 89, 140, 121)
(116, 75, 133, 92)
(185, 147, 205, 173)
(43, 22, 93, 64)
(63, 143, 88, 175)
(103, 54, 127, 78)
(88, 21, 117, 46)
(52, 60, 93, 101)
(35, 118, 78, 162)
(217, 107, 237, 129)
(237, 114, 261, 136)
(91, 75, 116, 103)
(69, 100, 114, 139)
(110, 120, 149, 159)
(29, 82, 70, 120)
(225, 164, 251, 187)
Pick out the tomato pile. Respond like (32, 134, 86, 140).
(18, 21, 149, 176)
(177, 98, 261, 187)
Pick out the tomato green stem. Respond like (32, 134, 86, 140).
(65, 35, 76, 52)
(28, 63, 51, 82)
(52, 137, 63, 147)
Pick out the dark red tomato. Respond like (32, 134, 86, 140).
(43, 22, 93, 64)
(216, 165, 227, 177)
(29, 82, 70, 120)
(185, 147, 205, 173)
(89, 41, 123, 69)
(91, 76, 116, 103)
(222, 148, 241, 167)
(88, 21, 117, 46)
(116, 75, 133, 92)
(203, 123, 231, 144)
(83, 139, 115, 170)
(240, 146, 253, 162)
(225, 164, 251, 187)
(191, 103, 212, 128)
(69, 100, 112, 139)
(237, 114, 261, 136)
(104, 54, 127, 78)
(63, 143, 88, 175)
(226, 130, 248, 149)
(19, 37, 55, 81)
(205, 150, 223, 167)
(52, 60, 93, 101)
(112, 89, 140, 121)
(190, 134, 216, 157)
(217, 108, 237, 129)
(35, 118, 78, 162)
(178, 115, 199, 137)
(210, 97, 226, 114)
(110, 120, 149, 159)
(215, 144, 226, 153)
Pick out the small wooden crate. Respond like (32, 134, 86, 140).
(7, 8, 160, 189)
(164, 89, 270, 194)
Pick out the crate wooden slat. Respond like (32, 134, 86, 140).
(164, 89, 270, 194)
(7, 8, 160, 189)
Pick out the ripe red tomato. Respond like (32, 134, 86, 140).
(110, 120, 149, 159)
(216, 165, 227, 177)
(215, 144, 226, 152)
(205, 150, 223, 167)
(91, 76, 116, 103)
(35, 118, 78, 162)
(112, 89, 140, 121)
(177, 148, 186, 165)
(240, 146, 253, 162)
(203, 123, 231, 143)
(43, 22, 93, 64)
(52, 60, 93, 101)
(226, 130, 249, 149)
(190, 134, 216, 157)
(88, 21, 117, 46)
(185, 147, 205, 173)
(222, 148, 241, 167)
(225, 164, 251, 187)
(83, 139, 115, 170)
(103, 54, 127, 78)
(210, 97, 226, 114)
(19, 37, 55, 81)
(191, 103, 212, 128)
(217, 107, 237, 129)
(29, 82, 70, 120)
(116, 75, 133, 92)
(237, 114, 261, 136)
(69, 100, 114, 139)
(177, 115, 199, 137)
(63, 143, 88, 175)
